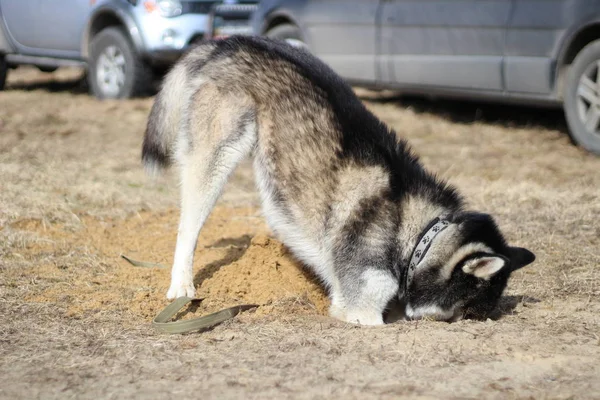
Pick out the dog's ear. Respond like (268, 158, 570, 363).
(462, 255, 508, 280)
(507, 246, 535, 271)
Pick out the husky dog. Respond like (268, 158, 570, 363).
(142, 36, 535, 325)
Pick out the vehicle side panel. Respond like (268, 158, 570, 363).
(0, 0, 90, 58)
(505, 0, 567, 94)
(505, 0, 600, 95)
(301, 0, 379, 82)
(379, 0, 510, 91)
(0, 2, 15, 53)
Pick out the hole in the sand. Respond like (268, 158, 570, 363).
(463, 295, 541, 321)
(382, 295, 542, 324)
(489, 295, 541, 319)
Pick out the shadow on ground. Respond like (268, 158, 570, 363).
(5, 67, 161, 96)
(6, 71, 90, 94)
(6, 67, 571, 142)
(193, 235, 253, 287)
(360, 91, 572, 138)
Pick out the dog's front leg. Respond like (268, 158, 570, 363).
(337, 269, 398, 326)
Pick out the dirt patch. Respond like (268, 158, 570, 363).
(9, 207, 328, 324)
(2, 67, 600, 399)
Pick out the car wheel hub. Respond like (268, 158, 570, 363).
(576, 61, 600, 138)
(96, 45, 126, 97)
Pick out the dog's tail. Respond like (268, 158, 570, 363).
(142, 44, 211, 175)
(141, 67, 181, 175)
(142, 60, 193, 175)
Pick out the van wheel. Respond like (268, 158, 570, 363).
(0, 55, 8, 91)
(266, 24, 307, 49)
(88, 27, 152, 99)
(564, 39, 600, 155)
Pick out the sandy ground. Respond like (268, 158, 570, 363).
(1, 67, 599, 399)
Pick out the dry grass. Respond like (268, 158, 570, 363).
(1, 67, 599, 399)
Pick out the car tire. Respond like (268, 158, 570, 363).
(563, 39, 600, 155)
(0, 55, 7, 91)
(38, 66, 58, 73)
(88, 27, 152, 99)
(265, 23, 306, 49)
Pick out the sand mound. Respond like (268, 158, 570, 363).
(197, 235, 329, 315)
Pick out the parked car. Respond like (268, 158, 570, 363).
(251, 0, 600, 155)
(0, 0, 226, 99)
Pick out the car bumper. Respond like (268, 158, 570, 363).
(134, 11, 210, 62)
(146, 48, 185, 64)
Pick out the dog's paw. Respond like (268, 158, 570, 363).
(329, 304, 346, 321)
(166, 281, 196, 299)
(344, 309, 384, 326)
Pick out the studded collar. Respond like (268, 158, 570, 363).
(403, 217, 451, 296)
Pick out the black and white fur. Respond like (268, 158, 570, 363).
(142, 36, 535, 325)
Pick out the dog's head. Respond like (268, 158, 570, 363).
(402, 211, 535, 321)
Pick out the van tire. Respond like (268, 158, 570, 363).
(88, 27, 152, 99)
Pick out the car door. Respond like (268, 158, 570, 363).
(504, 0, 568, 95)
(0, 0, 91, 58)
(378, 0, 511, 92)
(300, 0, 380, 83)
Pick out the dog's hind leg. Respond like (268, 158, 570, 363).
(167, 89, 257, 299)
